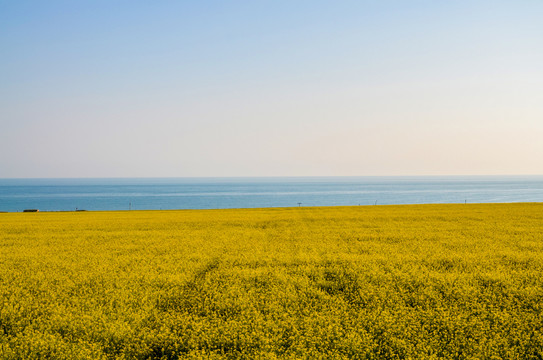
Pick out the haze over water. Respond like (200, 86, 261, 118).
(1, 176, 542, 212)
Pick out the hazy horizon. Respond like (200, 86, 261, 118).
(2, 1, 542, 178)
(2, 174, 543, 182)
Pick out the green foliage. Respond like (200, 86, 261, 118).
(1, 204, 543, 359)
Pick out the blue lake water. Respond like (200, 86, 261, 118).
(0, 176, 542, 212)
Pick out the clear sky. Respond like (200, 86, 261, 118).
(1, 1, 542, 178)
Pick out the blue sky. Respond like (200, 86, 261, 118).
(1, 1, 542, 177)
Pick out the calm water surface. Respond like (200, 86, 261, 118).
(0, 176, 542, 212)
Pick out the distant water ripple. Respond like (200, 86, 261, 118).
(0, 176, 542, 212)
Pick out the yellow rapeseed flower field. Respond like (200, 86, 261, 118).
(1, 203, 543, 359)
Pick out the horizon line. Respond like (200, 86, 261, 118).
(1, 174, 543, 180)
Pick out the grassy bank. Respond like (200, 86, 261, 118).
(1, 204, 543, 359)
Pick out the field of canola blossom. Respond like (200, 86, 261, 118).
(1, 203, 543, 359)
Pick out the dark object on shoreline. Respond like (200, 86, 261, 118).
(23, 209, 39, 212)
(75, 209, 87, 212)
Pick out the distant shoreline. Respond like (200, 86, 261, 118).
(2, 201, 543, 214)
